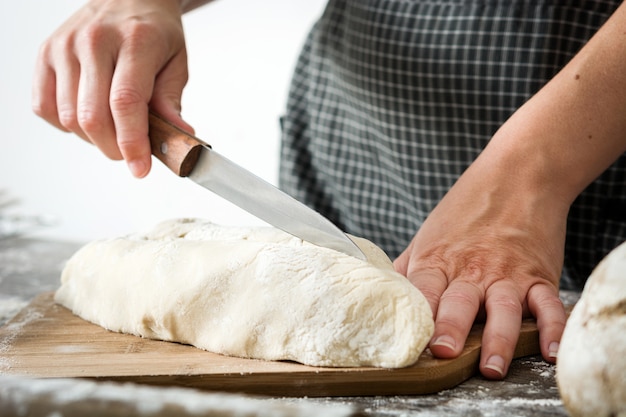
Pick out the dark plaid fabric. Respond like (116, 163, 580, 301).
(278, 0, 626, 290)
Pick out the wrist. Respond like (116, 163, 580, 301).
(458, 150, 571, 230)
(481, 125, 581, 209)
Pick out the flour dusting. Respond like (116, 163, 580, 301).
(0, 375, 356, 417)
(0, 296, 28, 327)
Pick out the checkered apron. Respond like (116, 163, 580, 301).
(278, 0, 626, 290)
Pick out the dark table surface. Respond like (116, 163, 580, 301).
(0, 236, 574, 417)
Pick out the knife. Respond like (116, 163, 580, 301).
(148, 112, 366, 260)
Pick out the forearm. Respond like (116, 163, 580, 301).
(480, 2, 626, 205)
(179, 0, 213, 13)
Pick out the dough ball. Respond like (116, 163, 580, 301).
(55, 219, 434, 368)
(557, 241, 626, 417)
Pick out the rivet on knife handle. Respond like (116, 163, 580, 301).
(148, 112, 209, 177)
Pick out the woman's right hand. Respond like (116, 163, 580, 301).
(32, 0, 194, 178)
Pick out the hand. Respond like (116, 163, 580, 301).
(32, 0, 194, 177)
(394, 152, 568, 379)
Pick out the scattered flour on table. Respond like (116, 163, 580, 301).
(280, 358, 566, 417)
(0, 305, 43, 371)
(0, 375, 356, 417)
(0, 296, 28, 326)
(520, 358, 556, 379)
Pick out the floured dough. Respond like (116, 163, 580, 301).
(55, 219, 434, 368)
(557, 241, 626, 417)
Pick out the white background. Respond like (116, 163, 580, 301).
(0, 0, 326, 242)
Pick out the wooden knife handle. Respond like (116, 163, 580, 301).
(148, 112, 208, 177)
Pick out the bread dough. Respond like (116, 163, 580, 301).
(55, 219, 434, 368)
(556, 241, 626, 417)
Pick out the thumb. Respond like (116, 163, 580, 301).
(150, 49, 194, 134)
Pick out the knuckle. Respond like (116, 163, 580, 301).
(418, 286, 443, 304)
(76, 107, 106, 134)
(121, 18, 161, 50)
(77, 23, 111, 51)
(489, 331, 518, 348)
(124, 17, 152, 35)
(49, 32, 76, 57)
(79, 18, 156, 52)
(440, 288, 479, 309)
(408, 268, 447, 301)
(109, 87, 145, 113)
(435, 315, 466, 331)
(417, 288, 442, 316)
(532, 292, 567, 325)
(536, 293, 564, 311)
(529, 283, 561, 304)
(488, 295, 523, 315)
(36, 40, 53, 62)
(57, 107, 79, 131)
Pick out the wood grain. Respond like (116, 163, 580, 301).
(148, 112, 206, 177)
(0, 293, 541, 397)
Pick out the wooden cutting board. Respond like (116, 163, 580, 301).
(0, 292, 541, 397)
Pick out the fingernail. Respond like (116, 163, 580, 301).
(484, 355, 505, 377)
(431, 335, 456, 351)
(128, 160, 147, 178)
(548, 342, 559, 359)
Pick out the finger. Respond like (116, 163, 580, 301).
(109, 43, 156, 178)
(75, 33, 120, 160)
(527, 283, 566, 364)
(403, 267, 448, 322)
(54, 45, 88, 142)
(150, 49, 194, 134)
(479, 281, 523, 379)
(32, 46, 69, 132)
(429, 281, 482, 358)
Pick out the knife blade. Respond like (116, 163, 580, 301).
(148, 112, 366, 260)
